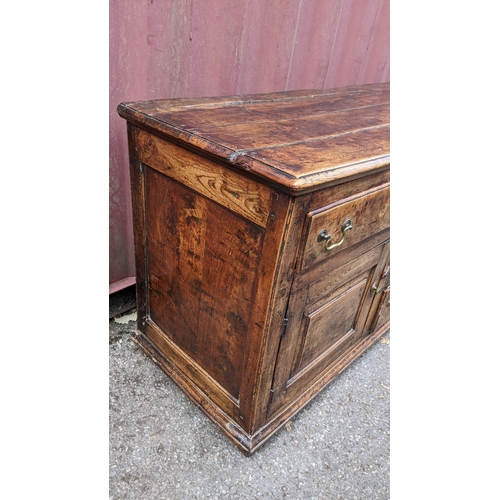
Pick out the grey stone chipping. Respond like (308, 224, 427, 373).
(109, 292, 389, 499)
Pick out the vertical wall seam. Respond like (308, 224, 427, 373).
(357, 0, 381, 84)
(235, 0, 250, 95)
(187, 0, 194, 94)
(285, 0, 304, 91)
(324, 0, 345, 87)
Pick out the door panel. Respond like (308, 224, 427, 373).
(268, 242, 389, 416)
(294, 273, 369, 374)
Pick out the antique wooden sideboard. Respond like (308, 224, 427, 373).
(117, 82, 390, 455)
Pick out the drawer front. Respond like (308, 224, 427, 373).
(301, 184, 390, 271)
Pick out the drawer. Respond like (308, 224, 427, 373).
(300, 184, 390, 271)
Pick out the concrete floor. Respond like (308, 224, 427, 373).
(109, 287, 390, 499)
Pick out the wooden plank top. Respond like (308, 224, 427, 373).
(118, 83, 390, 194)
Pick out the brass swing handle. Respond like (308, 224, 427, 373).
(372, 283, 390, 295)
(372, 266, 390, 294)
(317, 219, 353, 251)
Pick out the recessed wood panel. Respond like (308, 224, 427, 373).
(298, 278, 367, 372)
(145, 166, 265, 400)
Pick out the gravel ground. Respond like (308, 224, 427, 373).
(109, 289, 390, 499)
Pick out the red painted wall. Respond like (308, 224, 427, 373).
(109, 0, 390, 292)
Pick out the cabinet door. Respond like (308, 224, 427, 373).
(267, 242, 389, 417)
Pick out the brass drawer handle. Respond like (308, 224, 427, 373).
(317, 219, 353, 251)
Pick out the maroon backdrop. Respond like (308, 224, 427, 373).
(109, 0, 390, 292)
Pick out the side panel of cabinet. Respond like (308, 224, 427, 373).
(129, 126, 294, 435)
(145, 165, 266, 402)
(268, 241, 389, 418)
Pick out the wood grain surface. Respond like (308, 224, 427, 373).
(118, 83, 390, 193)
(145, 166, 265, 399)
(120, 84, 390, 454)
